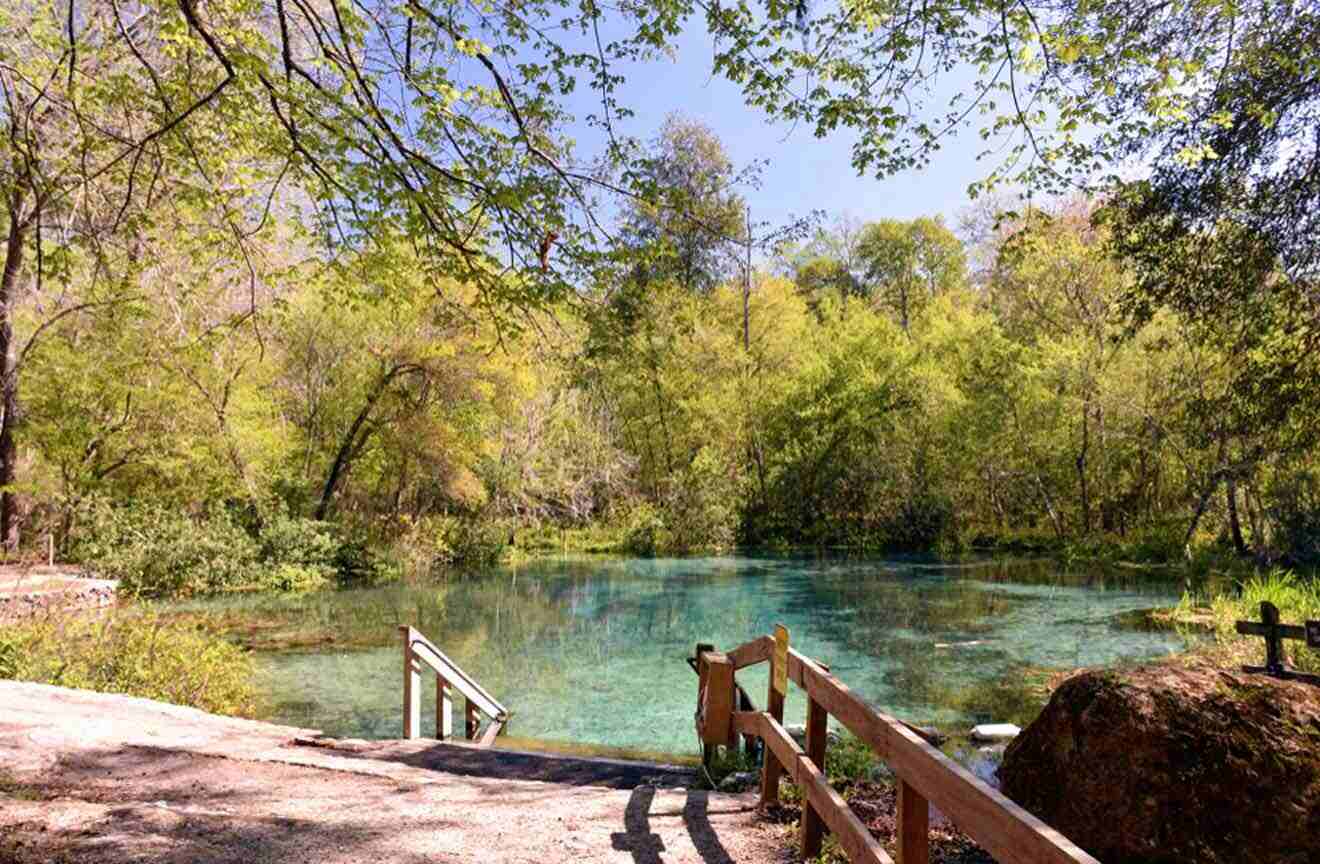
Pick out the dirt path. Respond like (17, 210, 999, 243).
(0, 682, 786, 864)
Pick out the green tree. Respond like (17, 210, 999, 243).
(857, 218, 968, 332)
(617, 114, 746, 294)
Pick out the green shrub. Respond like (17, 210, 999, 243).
(436, 516, 512, 567)
(622, 451, 738, 555)
(621, 502, 667, 555)
(882, 493, 954, 551)
(257, 513, 341, 581)
(330, 535, 401, 584)
(0, 608, 256, 716)
(661, 449, 738, 553)
(380, 515, 511, 577)
(825, 733, 879, 787)
(67, 497, 405, 597)
(1266, 472, 1320, 567)
(0, 635, 18, 679)
(258, 563, 330, 593)
(1124, 520, 1189, 563)
(69, 500, 261, 598)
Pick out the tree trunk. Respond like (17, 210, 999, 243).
(1184, 433, 1229, 560)
(314, 363, 417, 520)
(1075, 406, 1091, 534)
(1244, 484, 1264, 557)
(1183, 476, 1220, 560)
(1226, 476, 1247, 556)
(0, 201, 28, 552)
(742, 205, 752, 352)
(1034, 474, 1065, 540)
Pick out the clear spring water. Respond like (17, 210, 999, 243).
(169, 555, 1193, 756)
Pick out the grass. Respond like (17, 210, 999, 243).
(0, 605, 257, 716)
(770, 731, 995, 864)
(1171, 570, 1320, 674)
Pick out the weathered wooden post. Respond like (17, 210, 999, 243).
(800, 692, 830, 857)
(897, 780, 930, 864)
(1233, 601, 1320, 683)
(1261, 601, 1284, 675)
(702, 654, 736, 740)
(400, 625, 420, 739)
(437, 675, 453, 740)
(465, 697, 479, 739)
(761, 624, 789, 808)
(695, 645, 736, 767)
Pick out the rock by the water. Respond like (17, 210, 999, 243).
(999, 662, 1320, 864)
(901, 722, 948, 746)
(969, 723, 1019, 742)
(717, 770, 758, 792)
(783, 723, 842, 747)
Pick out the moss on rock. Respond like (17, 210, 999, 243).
(999, 662, 1320, 863)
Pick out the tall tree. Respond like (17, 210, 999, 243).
(617, 114, 747, 294)
(856, 218, 967, 332)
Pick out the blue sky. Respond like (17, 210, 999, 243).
(557, 22, 997, 234)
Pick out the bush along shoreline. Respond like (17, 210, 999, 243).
(60, 497, 517, 599)
(0, 606, 257, 716)
(56, 487, 1314, 602)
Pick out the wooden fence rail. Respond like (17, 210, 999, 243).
(696, 632, 1098, 864)
(400, 625, 509, 744)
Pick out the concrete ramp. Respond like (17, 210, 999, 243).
(0, 681, 783, 864)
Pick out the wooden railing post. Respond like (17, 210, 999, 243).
(437, 675, 453, 740)
(737, 687, 758, 757)
(761, 625, 789, 807)
(708, 632, 1099, 864)
(897, 779, 930, 864)
(698, 651, 736, 748)
(400, 626, 420, 740)
(801, 694, 830, 858)
(465, 697, 479, 740)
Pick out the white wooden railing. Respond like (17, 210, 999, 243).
(399, 625, 509, 745)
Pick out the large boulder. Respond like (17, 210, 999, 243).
(999, 662, 1320, 864)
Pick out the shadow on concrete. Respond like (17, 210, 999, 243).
(1, 745, 460, 864)
(306, 739, 696, 790)
(609, 787, 740, 864)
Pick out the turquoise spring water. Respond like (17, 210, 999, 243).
(171, 555, 1193, 756)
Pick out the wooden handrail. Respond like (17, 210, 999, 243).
(727, 635, 774, 669)
(400, 625, 508, 744)
(737, 710, 892, 864)
(703, 633, 1099, 864)
(408, 630, 507, 719)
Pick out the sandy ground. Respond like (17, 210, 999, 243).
(0, 682, 787, 864)
(0, 569, 117, 619)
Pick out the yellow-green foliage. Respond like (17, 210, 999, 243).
(0, 609, 256, 716)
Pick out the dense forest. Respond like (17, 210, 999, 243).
(2, 0, 1317, 597)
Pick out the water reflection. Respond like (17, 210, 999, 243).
(168, 554, 1191, 755)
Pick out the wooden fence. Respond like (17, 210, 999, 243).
(400, 625, 509, 745)
(695, 632, 1099, 864)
